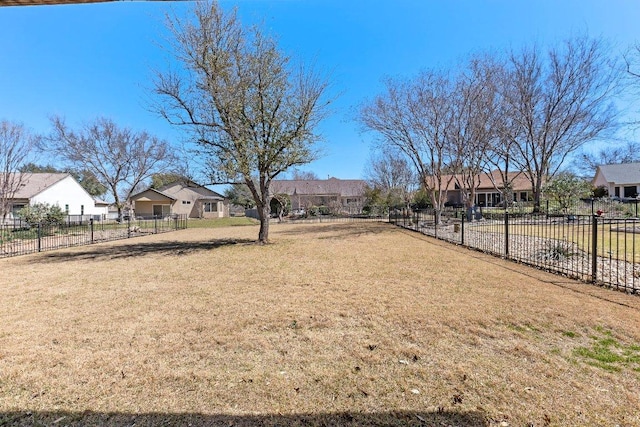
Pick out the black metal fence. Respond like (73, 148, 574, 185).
(0, 215, 188, 258)
(390, 207, 639, 294)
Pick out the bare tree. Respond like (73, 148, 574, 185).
(0, 120, 33, 220)
(290, 169, 320, 180)
(359, 71, 454, 223)
(154, 1, 331, 243)
(500, 37, 621, 212)
(363, 146, 416, 209)
(43, 116, 173, 219)
(447, 56, 500, 214)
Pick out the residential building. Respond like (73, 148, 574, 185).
(270, 177, 366, 214)
(592, 162, 640, 199)
(1, 173, 108, 220)
(129, 180, 229, 219)
(442, 171, 534, 208)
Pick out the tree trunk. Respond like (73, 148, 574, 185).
(257, 203, 270, 243)
(532, 177, 543, 213)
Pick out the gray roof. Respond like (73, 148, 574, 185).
(5, 173, 70, 199)
(596, 163, 640, 185)
(158, 181, 225, 200)
(129, 187, 177, 201)
(270, 178, 366, 197)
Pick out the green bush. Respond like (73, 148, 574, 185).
(17, 203, 65, 226)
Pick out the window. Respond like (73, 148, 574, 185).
(182, 200, 191, 205)
(520, 192, 527, 201)
(153, 204, 171, 217)
(203, 202, 218, 212)
(64, 204, 69, 214)
(11, 204, 25, 216)
(615, 186, 620, 197)
(80, 205, 84, 215)
(623, 186, 637, 198)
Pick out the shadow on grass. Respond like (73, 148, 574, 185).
(33, 238, 256, 263)
(0, 409, 488, 426)
(277, 222, 392, 240)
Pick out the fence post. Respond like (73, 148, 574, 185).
(155, 216, 158, 234)
(461, 212, 465, 246)
(127, 215, 131, 238)
(37, 223, 41, 252)
(90, 218, 94, 243)
(505, 211, 510, 258)
(591, 215, 598, 283)
(546, 200, 549, 219)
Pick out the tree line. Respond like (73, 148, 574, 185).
(358, 36, 640, 222)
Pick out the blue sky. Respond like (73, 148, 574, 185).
(1, 0, 640, 182)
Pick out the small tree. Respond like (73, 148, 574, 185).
(154, 1, 331, 243)
(364, 147, 416, 211)
(17, 202, 65, 226)
(1, 120, 33, 220)
(543, 172, 592, 214)
(225, 184, 256, 209)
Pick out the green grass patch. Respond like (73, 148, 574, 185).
(562, 330, 579, 338)
(573, 328, 640, 372)
(186, 217, 259, 228)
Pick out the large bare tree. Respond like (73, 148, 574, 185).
(500, 37, 620, 212)
(0, 120, 33, 220)
(154, 1, 331, 243)
(359, 71, 454, 223)
(43, 116, 172, 219)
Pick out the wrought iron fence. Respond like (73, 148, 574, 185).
(390, 207, 639, 294)
(0, 214, 188, 258)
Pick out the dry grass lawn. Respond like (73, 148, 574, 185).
(1, 222, 639, 426)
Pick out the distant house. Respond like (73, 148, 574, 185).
(129, 180, 229, 219)
(270, 177, 366, 214)
(442, 171, 534, 208)
(1, 173, 108, 220)
(592, 163, 640, 199)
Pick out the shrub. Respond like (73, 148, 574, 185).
(17, 203, 65, 226)
(536, 240, 578, 261)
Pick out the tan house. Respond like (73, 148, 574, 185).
(129, 181, 229, 219)
(442, 171, 534, 208)
(270, 177, 366, 214)
(592, 162, 640, 199)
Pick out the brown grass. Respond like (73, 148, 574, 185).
(0, 222, 639, 426)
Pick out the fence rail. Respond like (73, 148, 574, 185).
(0, 215, 188, 258)
(390, 208, 639, 294)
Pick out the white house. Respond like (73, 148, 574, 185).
(3, 173, 108, 219)
(592, 163, 640, 199)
